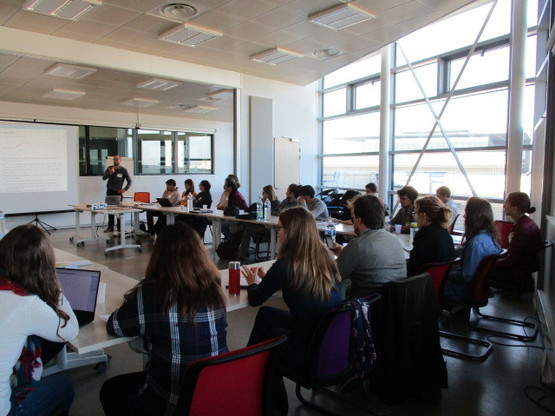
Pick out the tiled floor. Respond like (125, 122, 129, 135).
(46, 227, 555, 415)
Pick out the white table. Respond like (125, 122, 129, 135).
(69, 204, 143, 254)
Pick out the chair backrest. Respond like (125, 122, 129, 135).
(494, 220, 513, 248)
(420, 259, 458, 302)
(176, 336, 286, 416)
(304, 293, 381, 387)
(134, 192, 151, 203)
(468, 249, 508, 306)
(448, 214, 460, 234)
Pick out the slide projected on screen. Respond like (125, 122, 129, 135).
(0, 124, 68, 193)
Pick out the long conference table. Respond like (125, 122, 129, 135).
(45, 248, 275, 376)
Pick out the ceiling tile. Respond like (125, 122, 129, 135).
(96, 27, 154, 48)
(83, 4, 142, 26)
(5, 10, 69, 34)
(215, 0, 278, 19)
(186, 9, 245, 31)
(122, 14, 175, 36)
(52, 20, 119, 43)
(0, 0, 19, 25)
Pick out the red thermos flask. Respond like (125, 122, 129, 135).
(228, 261, 241, 295)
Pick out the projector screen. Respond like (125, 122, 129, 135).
(0, 121, 79, 214)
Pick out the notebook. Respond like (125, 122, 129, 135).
(156, 197, 173, 207)
(56, 268, 101, 327)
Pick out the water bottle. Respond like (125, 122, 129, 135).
(263, 200, 271, 221)
(0, 210, 6, 236)
(324, 220, 336, 243)
(256, 200, 263, 220)
(187, 193, 194, 211)
(410, 222, 418, 243)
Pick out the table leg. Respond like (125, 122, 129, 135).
(270, 228, 277, 260)
(105, 213, 141, 254)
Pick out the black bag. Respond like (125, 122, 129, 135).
(216, 241, 239, 260)
(237, 212, 256, 220)
(223, 206, 239, 217)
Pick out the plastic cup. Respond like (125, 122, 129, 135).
(394, 224, 402, 234)
(202, 205, 208, 210)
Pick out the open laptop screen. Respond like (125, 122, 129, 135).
(56, 268, 101, 326)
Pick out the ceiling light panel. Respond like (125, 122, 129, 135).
(22, 0, 102, 21)
(42, 88, 86, 100)
(159, 23, 222, 48)
(250, 47, 303, 66)
(121, 98, 159, 107)
(197, 89, 233, 102)
(44, 63, 97, 79)
(175, 104, 218, 113)
(137, 78, 181, 91)
(309, 3, 376, 31)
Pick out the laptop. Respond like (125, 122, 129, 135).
(156, 197, 173, 207)
(56, 268, 101, 327)
(104, 195, 122, 206)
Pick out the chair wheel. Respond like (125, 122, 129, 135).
(69, 237, 74, 243)
(94, 362, 108, 374)
(77, 242, 85, 247)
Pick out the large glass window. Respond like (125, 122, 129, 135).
(176, 133, 213, 174)
(323, 54, 381, 88)
(79, 126, 132, 175)
(354, 78, 380, 109)
(323, 88, 347, 117)
(137, 129, 174, 174)
(323, 113, 380, 155)
(395, 62, 438, 103)
(322, 155, 379, 189)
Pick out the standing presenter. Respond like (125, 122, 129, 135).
(102, 155, 132, 232)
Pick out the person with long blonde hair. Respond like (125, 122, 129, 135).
(0, 225, 78, 416)
(242, 207, 341, 414)
(100, 223, 227, 416)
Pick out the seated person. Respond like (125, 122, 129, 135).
(297, 185, 329, 221)
(407, 196, 455, 276)
(176, 180, 213, 238)
(435, 186, 459, 228)
(335, 189, 361, 224)
(489, 192, 544, 295)
(238, 185, 281, 261)
(242, 207, 341, 415)
(332, 195, 406, 298)
(100, 223, 228, 415)
(276, 183, 300, 213)
(389, 186, 418, 233)
(216, 174, 240, 210)
(221, 178, 249, 242)
(365, 182, 389, 216)
(443, 197, 501, 300)
(146, 179, 180, 236)
(0, 225, 79, 416)
(178, 178, 197, 207)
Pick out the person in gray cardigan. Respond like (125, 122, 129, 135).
(332, 195, 407, 298)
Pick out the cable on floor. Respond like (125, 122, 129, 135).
(524, 385, 555, 415)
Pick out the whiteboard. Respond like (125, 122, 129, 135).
(0, 121, 79, 214)
(105, 156, 134, 196)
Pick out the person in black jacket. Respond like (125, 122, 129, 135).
(407, 195, 455, 276)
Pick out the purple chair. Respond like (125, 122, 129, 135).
(282, 293, 381, 415)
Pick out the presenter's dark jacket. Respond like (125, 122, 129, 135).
(102, 165, 132, 192)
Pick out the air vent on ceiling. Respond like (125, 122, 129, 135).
(22, 0, 102, 21)
(42, 88, 86, 100)
(44, 63, 97, 79)
(312, 48, 342, 60)
(250, 47, 303, 66)
(159, 23, 222, 47)
(309, 3, 376, 30)
(121, 98, 159, 107)
(148, 2, 204, 23)
(137, 78, 181, 91)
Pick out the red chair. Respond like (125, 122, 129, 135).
(134, 192, 151, 203)
(421, 260, 493, 361)
(494, 220, 513, 248)
(176, 336, 286, 416)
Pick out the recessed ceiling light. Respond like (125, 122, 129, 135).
(44, 63, 97, 79)
(309, 3, 376, 30)
(137, 78, 181, 91)
(159, 23, 222, 47)
(42, 88, 86, 100)
(250, 47, 303, 66)
(22, 0, 102, 21)
(121, 98, 159, 107)
(312, 48, 342, 60)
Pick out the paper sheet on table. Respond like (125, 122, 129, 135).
(55, 260, 93, 269)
